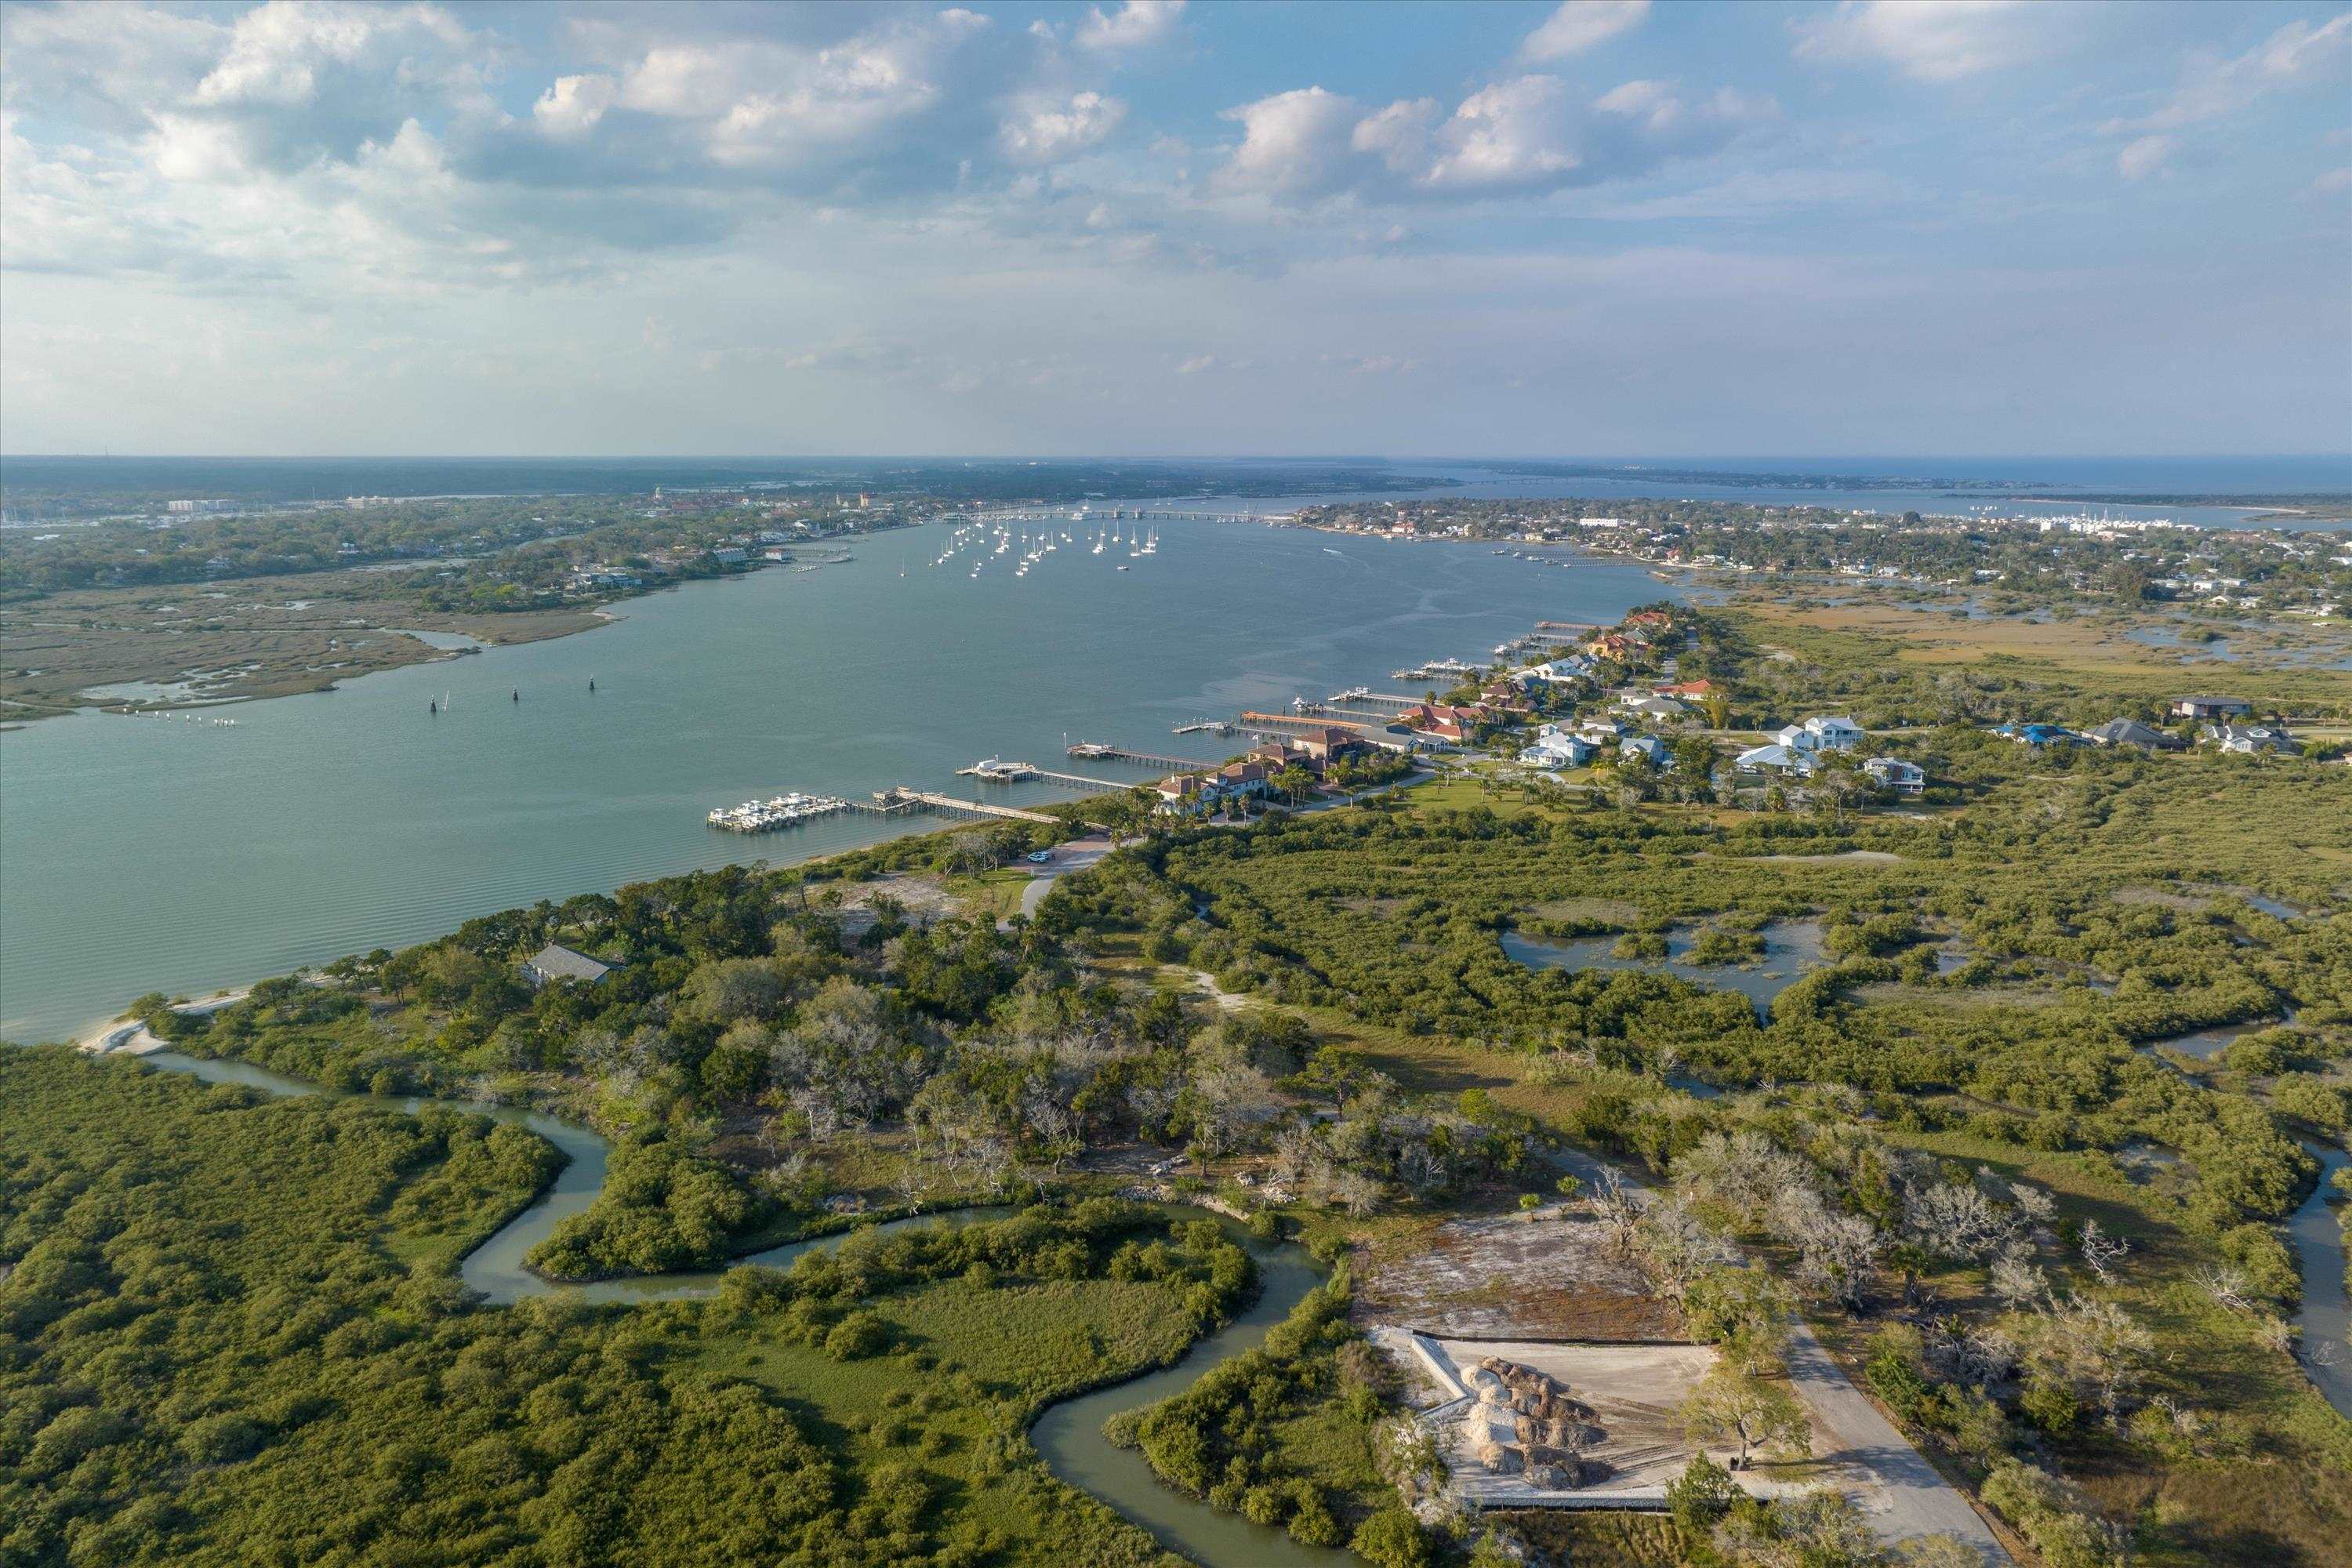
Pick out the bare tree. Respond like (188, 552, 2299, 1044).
(1990, 1247, 2049, 1311)
(2078, 1219, 2131, 1283)
(1591, 1168, 1642, 1254)
(2194, 1264, 2255, 1313)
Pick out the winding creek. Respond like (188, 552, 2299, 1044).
(132, 1049, 1339, 1565)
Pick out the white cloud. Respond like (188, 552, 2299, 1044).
(1075, 1, 1185, 54)
(620, 45, 744, 118)
(1000, 92, 1127, 163)
(1220, 86, 1365, 198)
(1520, 1, 1650, 62)
(2109, 13, 2352, 134)
(143, 113, 252, 183)
(535, 74, 619, 140)
(2311, 165, 2352, 195)
(704, 13, 990, 169)
(1175, 353, 1215, 373)
(193, 0, 475, 108)
(1220, 74, 1772, 203)
(1792, 0, 2049, 83)
(1423, 77, 1579, 191)
(2115, 133, 2174, 181)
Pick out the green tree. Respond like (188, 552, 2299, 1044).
(1349, 1506, 1432, 1568)
(1680, 1363, 1811, 1470)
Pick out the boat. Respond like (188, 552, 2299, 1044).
(706, 792, 850, 833)
(1116, 564, 1131, 572)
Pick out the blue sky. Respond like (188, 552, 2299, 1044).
(2, 0, 2347, 457)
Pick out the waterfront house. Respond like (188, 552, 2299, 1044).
(1515, 657, 1592, 688)
(1401, 703, 1473, 742)
(2087, 718, 2185, 750)
(1864, 757, 1926, 796)
(2171, 695, 2251, 720)
(523, 944, 613, 989)
(1155, 775, 1207, 815)
(1292, 727, 1369, 764)
(1584, 632, 1635, 662)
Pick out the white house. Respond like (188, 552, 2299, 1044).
(1620, 734, 1671, 768)
(1617, 694, 1686, 722)
(1736, 742, 1815, 777)
(1520, 732, 1597, 768)
(1515, 657, 1592, 688)
(2206, 723, 2296, 756)
(1864, 757, 1926, 796)
(1578, 716, 1628, 746)
(1802, 715, 1864, 751)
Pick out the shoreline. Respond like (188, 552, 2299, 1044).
(0, 544, 882, 728)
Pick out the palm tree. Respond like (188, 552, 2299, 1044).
(1698, 691, 1731, 731)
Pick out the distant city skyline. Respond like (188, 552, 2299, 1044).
(3, 0, 2348, 457)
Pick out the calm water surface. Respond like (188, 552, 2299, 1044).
(2, 520, 1682, 1044)
(1501, 917, 1828, 1019)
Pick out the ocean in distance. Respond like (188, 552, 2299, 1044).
(7, 453, 2348, 528)
(1, 514, 1686, 1046)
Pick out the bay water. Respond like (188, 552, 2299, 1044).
(1, 518, 1681, 1044)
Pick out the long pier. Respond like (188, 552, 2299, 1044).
(1324, 688, 1423, 712)
(1239, 710, 1388, 736)
(870, 789, 1065, 825)
(1069, 742, 1217, 771)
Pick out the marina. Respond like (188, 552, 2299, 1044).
(1392, 655, 1483, 682)
(705, 793, 849, 832)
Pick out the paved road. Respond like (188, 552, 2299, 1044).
(1780, 1317, 2008, 1559)
(1016, 834, 1116, 919)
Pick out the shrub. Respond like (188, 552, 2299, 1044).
(1350, 1506, 1432, 1568)
(824, 1310, 891, 1361)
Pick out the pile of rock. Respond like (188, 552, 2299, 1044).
(1462, 1356, 1600, 1490)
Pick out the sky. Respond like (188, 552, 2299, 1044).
(2, 0, 2349, 459)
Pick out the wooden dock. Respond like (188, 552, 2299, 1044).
(1324, 690, 1423, 712)
(871, 789, 1062, 825)
(1238, 710, 1387, 736)
(1069, 743, 1216, 771)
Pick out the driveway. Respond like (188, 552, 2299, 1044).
(1780, 1318, 2008, 1557)
(1016, 834, 1116, 918)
